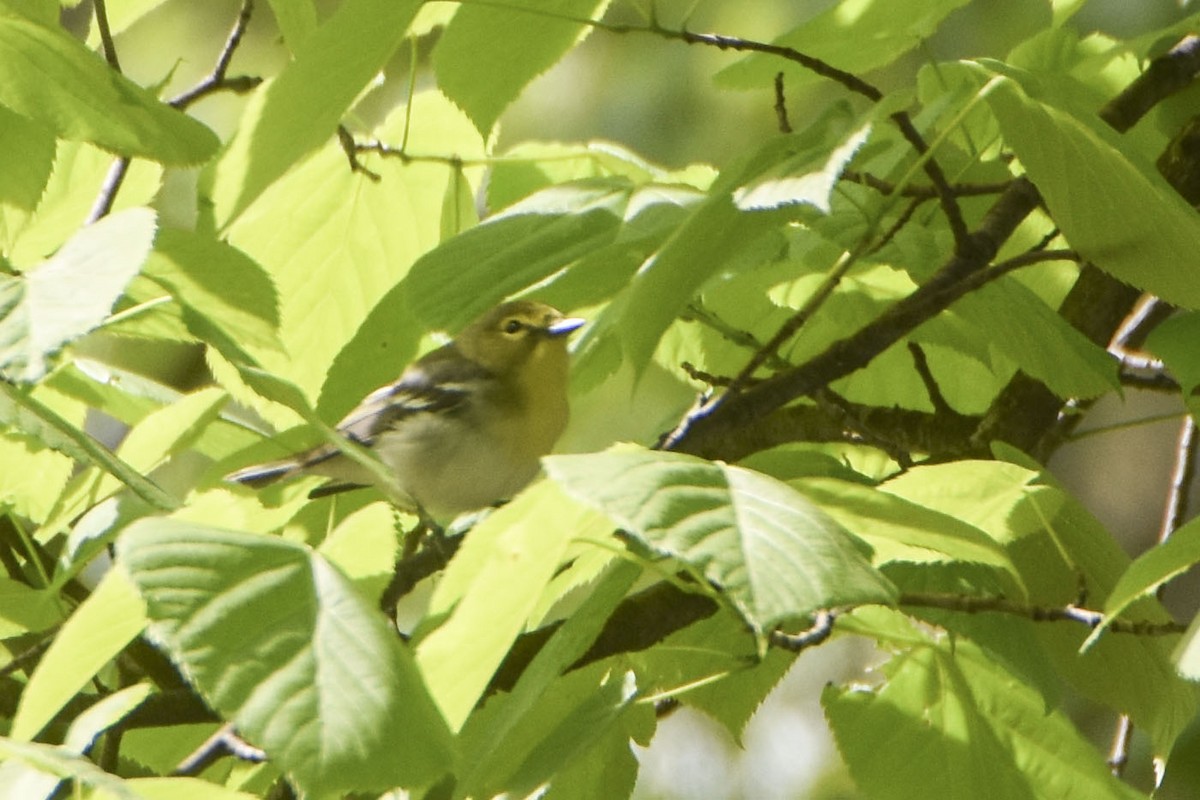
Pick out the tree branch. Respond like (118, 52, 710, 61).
(1100, 35, 1200, 133)
(169, 0, 261, 109)
(669, 178, 1044, 458)
(899, 593, 1186, 635)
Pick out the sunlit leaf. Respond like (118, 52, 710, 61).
(545, 446, 897, 636)
(11, 569, 147, 742)
(0, 207, 156, 382)
(118, 519, 454, 795)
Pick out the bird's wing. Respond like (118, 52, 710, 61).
(295, 344, 490, 471)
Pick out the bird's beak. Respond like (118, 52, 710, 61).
(547, 317, 586, 337)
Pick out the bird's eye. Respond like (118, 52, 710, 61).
(503, 319, 523, 335)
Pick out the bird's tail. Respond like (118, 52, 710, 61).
(225, 459, 301, 487)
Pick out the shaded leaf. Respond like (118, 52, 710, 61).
(142, 229, 282, 361)
(406, 179, 635, 332)
(1095, 516, 1200, 642)
(0, 12, 217, 163)
(433, 0, 609, 136)
(947, 273, 1117, 399)
(61, 683, 153, 754)
(1146, 311, 1200, 393)
(825, 608, 1145, 800)
(734, 123, 872, 211)
(980, 67, 1200, 309)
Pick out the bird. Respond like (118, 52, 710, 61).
(226, 300, 585, 520)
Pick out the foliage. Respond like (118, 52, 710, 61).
(1, 0, 1199, 798)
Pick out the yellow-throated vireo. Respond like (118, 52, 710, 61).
(227, 301, 584, 518)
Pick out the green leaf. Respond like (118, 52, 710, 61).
(11, 568, 147, 742)
(715, 0, 972, 90)
(210, 0, 421, 226)
(795, 477, 1019, 577)
(486, 139, 716, 211)
(225, 91, 483, 423)
(545, 446, 897, 637)
(104, 778, 263, 800)
(416, 482, 592, 730)
(0, 577, 62, 637)
(264, 0, 317, 50)
(61, 683, 153, 754)
(733, 123, 872, 212)
(1, 140, 162, 267)
(459, 663, 645, 800)
(980, 68, 1200, 309)
(141, 229, 282, 361)
(0, 380, 178, 511)
(501, 669, 639, 798)
(117, 518, 454, 795)
(405, 179, 634, 332)
(824, 609, 1145, 800)
(433, 0, 609, 136)
(891, 465, 1196, 754)
(617, 192, 781, 374)
(0, 12, 217, 163)
(945, 274, 1118, 399)
(43, 387, 229, 568)
(0, 736, 140, 800)
(457, 559, 643, 795)
(631, 609, 797, 743)
(881, 460, 1052, 545)
(316, 501, 398, 600)
(0, 384, 79, 521)
(1102, 516, 1200, 628)
(0, 207, 156, 382)
(0, 105, 54, 210)
(1146, 311, 1200, 393)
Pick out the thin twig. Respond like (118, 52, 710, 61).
(907, 342, 953, 416)
(85, 158, 131, 224)
(0, 630, 56, 678)
(87, 0, 128, 224)
(1108, 715, 1134, 777)
(843, 170, 1011, 199)
(1118, 369, 1178, 393)
(900, 592, 1185, 635)
(1159, 416, 1198, 562)
(681, 362, 761, 389)
(169, 0, 261, 109)
(93, 0, 121, 71)
(868, 196, 928, 255)
(770, 610, 836, 652)
(773, 72, 792, 133)
(173, 722, 266, 776)
(667, 28, 971, 253)
(337, 125, 382, 181)
(681, 302, 790, 370)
